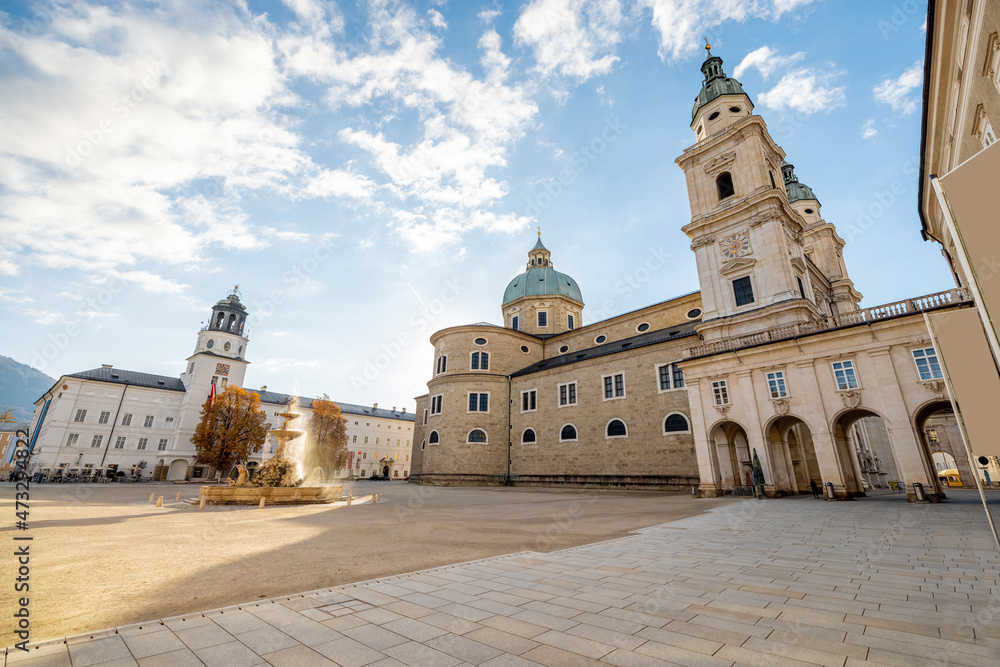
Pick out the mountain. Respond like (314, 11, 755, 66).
(0, 355, 55, 422)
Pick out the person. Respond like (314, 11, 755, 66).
(810, 479, 821, 499)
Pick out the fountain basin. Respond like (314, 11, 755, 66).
(200, 485, 343, 506)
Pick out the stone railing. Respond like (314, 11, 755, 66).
(683, 287, 972, 359)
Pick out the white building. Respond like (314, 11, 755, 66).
(24, 289, 414, 482)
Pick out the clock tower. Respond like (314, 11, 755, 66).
(676, 46, 822, 343)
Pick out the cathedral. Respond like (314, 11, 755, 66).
(410, 48, 973, 502)
(21, 290, 415, 482)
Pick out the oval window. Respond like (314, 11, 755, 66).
(206, 340, 215, 349)
(238, 346, 243, 354)
(595, 335, 607, 344)
(637, 323, 650, 333)
(520, 345, 530, 354)
(804, 208, 814, 214)
(474, 338, 487, 346)
(708, 111, 720, 120)
(559, 345, 569, 354)
(686, 308, 703, 320)
(224, 342, 231, 351)
(729, 106, 741, 113)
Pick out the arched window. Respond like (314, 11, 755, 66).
(663, 413, 690, 434)
(428, 430, 439, 445)
(471, 351, 490, 370)
(606, 419, 628, 438)
(560, 424, 578, 442)
(467, 429, 487, 444)
(227, 314, 237, 332)
(716, 172, 735, 200)
(420, 440, 426, 450)
(215, 311, 225, 328)
(522, 428, 536, 444)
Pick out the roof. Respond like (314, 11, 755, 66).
(511, 321, 701, 377)
(256, 391, 415, 422)
(503, 267, 584, 305)
(65, 367, 187, 392)
(692, 53, 751, 122)
(782, 161, 819, 204)
(0, 423, 29, 433)
(531, 236, 549, 252)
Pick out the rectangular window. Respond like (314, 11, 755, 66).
(435, 355, 447, 374)
(74, 409, 87, 423)
(114, 436, 126, 449)
(143, 415, 154, 428)
(423, 409, 428, 425)
(211, 376, 218, 386)
(733, 276, 755, 307)
(712, 380, 730, 406)
(364, 436, 368, 444)
(121, 413, 133, 426)
(538, 311, 548, 327)
(672, 365, 685, 388)
(352, 435, 357, 443)
(157, 438, 168, 451)
(568, 314, 574, 330)
(657, 364, 685, 391)
(468, 392, 489, 412)
(98, 411, 111, 425)
(558, 382, 577, 406)
(66, 433, 79, 446)
(376, 438, 380, 445)
(91, 435, 103, 448)
(832, 360, 859, 390)
(137, 437, 148, 450)
(521, 389, 537, 412)
(430, 395, 443, 415)
(603, 374, 625, 399)
(471, 351, 490, 370)
(912, 348, 943, 381)
(165, 417, 174, 428)
(766, 371, 788, 399)
(512, 315, 519, 331)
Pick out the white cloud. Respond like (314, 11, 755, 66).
(758, 68, 846, 114)
(873, 61, 923, 115)
(514, 0, 624, 81)
(111, 270, 191, 294)
(862, 119, 879, 141)
(733, 46, 805, 79)
(639, 0, 818, 62)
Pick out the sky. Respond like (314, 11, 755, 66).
(0, 0, 949, 412)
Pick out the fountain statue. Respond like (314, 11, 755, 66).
(255, 399, 306, 487)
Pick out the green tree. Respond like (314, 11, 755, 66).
(304, 395, 349, 481)
(191, 386, 270, 479)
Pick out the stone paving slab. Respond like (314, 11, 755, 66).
(6, 493, 1000, 666)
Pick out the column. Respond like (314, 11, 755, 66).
(688, 378, 722, 497)
(794, 359, 850, 499)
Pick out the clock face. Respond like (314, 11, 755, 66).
(721, 233, 751, 260)
(216, 363, 230, 377)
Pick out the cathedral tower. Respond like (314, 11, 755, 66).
(676, 46, 822, 343)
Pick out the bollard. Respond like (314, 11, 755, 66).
(149, 493, 155, 504)
(156, 496, 163, 507)
(199, 497, 206, 510)
(824, 483, 836, 500)
(259, 497, 266, 509)
(175, 492, 181, 502)
(372, 493, 378, 504)
(346, 492, 352, 506)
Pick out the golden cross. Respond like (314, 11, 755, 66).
(537, 226, 541, 237)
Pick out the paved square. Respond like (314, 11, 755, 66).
(6, 490, 999, 666)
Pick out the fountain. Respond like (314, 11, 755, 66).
(199, 398, 344, 506)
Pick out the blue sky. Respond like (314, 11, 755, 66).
(0, 0, 947, 411)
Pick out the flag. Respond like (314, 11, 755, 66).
(209, 383, 216, 407)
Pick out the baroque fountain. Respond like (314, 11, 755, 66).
(199, 398, 344, 506)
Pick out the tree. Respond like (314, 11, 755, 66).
(191, 386, 270, 480)
(0, 409, 15, 423)
(304, 395, 349, 481)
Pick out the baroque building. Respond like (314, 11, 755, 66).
(20, 289, 414, 482)
(410, 46, 973, 501)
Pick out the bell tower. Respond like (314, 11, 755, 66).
(676, 45, 822, 343)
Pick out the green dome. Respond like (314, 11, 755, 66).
(692, 53, 751, 122)
(781, 160, 819, 204)
(503, 267, 583, 306)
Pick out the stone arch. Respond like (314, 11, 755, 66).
(762, 414, 819, 496)
(708, 420, 752, 492)
(167, 459, 189, 481)
(716, 172, 735, 200)
(830, 407, 901, 499)
(913, 400, 968, 493)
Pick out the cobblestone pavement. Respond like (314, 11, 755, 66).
(7, 490, 999, 667)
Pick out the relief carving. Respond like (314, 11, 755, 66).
(772, 399, 790, 416)
(840, 390, 863, 409)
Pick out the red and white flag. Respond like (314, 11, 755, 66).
(208, 383, 216, 407)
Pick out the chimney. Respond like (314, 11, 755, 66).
(402, 407, 407, 413)
(101, 364, 113, 369)
(373, 402, 378, 410)
(260, 385, 267, 391)
(392, 406, 396, 412)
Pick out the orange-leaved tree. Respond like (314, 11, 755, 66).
(192, 386, 270, 479)
(305, 394, 349, 481)
(0, 408, 15, 423)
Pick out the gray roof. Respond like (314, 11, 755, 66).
(0, 423, 29, 432)
(256, 391, 415, 422)
(511, 321, 701, 378)
(692, 53, 751, 122)
(781, 161, 819, 204)
(503, 267, 584, 305)
(66, 367, 187, 392)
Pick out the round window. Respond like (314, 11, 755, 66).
(595, 335, 607, 344)
(224, 342, 232, 351)
(206, 339, 215, 349)
(474, 338, 487, 346)
(520, 345, 530, 354)
(559, 345, 569, 354)
(729, 106, 741, 113)
(804, 208, 814, 214)
(686, 308, 703, 320)
(637, 323, 650, 333)
(708, 111, 720, 120)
